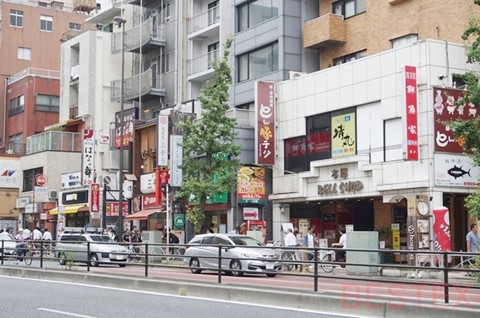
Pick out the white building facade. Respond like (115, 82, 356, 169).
(270, 40, 480, 256)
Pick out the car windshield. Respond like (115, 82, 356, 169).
(229, 236, 264, 247)
(90, 235, 114, 242)
(0, 232, 14, 240)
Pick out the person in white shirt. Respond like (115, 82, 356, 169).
(284, 228, 297, 247)
(23, 228, 31, 240)
(33, 227, 42, 241)
(304, 227, 315, 260)
(42, 229, 52, 241)
(332, 228, 347, 263)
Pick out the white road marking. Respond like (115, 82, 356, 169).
(3, 275, 373, 318)
(37, 308, 98, 318)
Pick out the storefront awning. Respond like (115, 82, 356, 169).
(50, 204, 89, 215)
(125, 209, 163, 221)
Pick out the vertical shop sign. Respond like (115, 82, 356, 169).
(404, 65, 418, 160)
(255, 81, 275, 165)
(90, 183, 100, 212)
(170, 135, 183, 187)
(157, 115, 169, 167)
(114, 108, 137, 148)
(432, 206, 451, 252)
(82, 129, 95, 185)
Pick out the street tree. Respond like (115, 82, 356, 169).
(451, 1, 480, 219)
(178, 37, 241, 233)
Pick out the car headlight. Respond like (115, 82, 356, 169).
(241, 253, 259, 259)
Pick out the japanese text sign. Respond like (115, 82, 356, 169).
(255, 81, 275, 165)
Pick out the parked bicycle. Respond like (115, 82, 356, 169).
(306, 248, 346, 274)
(127, 244, 145, 263)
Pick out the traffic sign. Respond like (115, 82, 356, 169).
(35, 174, 48, 187)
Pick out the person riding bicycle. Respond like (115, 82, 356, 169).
(15, 228, 25, 263)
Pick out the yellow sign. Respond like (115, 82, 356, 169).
(392, 230, 400, 250)
(331, 112, 356, 157)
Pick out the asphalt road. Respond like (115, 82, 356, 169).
(7, 258, 480, 310)
(0, 275, 366, 318)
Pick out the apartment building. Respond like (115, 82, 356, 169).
(269, 0, 480, 260)
(0, 0, 91, 153)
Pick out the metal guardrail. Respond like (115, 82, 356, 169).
(2, 240, 479, 304)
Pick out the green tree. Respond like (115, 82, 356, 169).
(452, 1, 480, 219)
(178, 37, 241, 233)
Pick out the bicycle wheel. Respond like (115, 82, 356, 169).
(24, 249, 33, 266)
(171, 247, 186, 262)
(130, 247, 144, 263)
(320, 253, 334, 273)
(281, 252, 295, 271)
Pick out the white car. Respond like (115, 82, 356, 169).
(0, 232, 16, 256)
(56, 231, 128, 267)
(184, 234, 282, 277)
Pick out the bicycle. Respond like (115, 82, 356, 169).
(306, 249, 345, 274)
(281, 247, 302, 271)
(127, 244, 145, 263)
(11, 243, 33, 266)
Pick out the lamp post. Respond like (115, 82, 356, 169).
(114, 16, 126, 237)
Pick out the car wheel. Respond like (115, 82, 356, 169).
(230, 260, 243, 277)
(119, 263, 126, 268)
(189, 257, 202, 274)
(266, 273, 277, 277)
(89, 253, 99, 267)
(58, 252, 66, 265)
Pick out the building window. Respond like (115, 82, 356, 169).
(10, 10, 23, 27)
(9, 95, 24, 116)
(17, 47, 31, 60)
(23, 167, 44, 192)
(333, 50, 366, 66)
(40, 15, 53, 31)
(35, 94, 59, 112)
(208, 42, 219, 68)
(237, 0, 279, 32)
(69, 22, 81, 30)
(161, 52, 171, 73)
(208, 1, 220, 25)
(8, 133, 23, 154)
(332, 0, 366, 18)
(161, 2, 171, 23)
(391, 34, 418, 49)
(238, 42, 278, 82)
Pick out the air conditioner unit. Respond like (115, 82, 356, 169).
(288, 71, 307, 80)
(48, 190, 59, 200)
(5, 149, 14, 154)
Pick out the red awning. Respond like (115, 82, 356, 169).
(124, 209, 163, 221)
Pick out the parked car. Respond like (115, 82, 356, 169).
(0, 232, 16, 256)
(184, 233, 282, 277)
(56, 230, 128, 267)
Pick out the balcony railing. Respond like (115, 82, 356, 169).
(7, 68, 60, 85)
(187, 49, 219, 76)
(110, 68, 165, 102)
(112, 16, 165, 54)
(6, 142, 25, 155)
(26, 131, 82, 155)
(303, 14, 346, 49)
(189, 4, 220, 34)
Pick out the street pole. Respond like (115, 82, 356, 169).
(114, 16, 126, 237)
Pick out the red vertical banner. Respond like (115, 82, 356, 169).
(255, 81, 275, 165)
(432, 206, 451, 252)
(90, 183, 100, 212)
(404, 65, 418, 160)
(155, 169, 170, 204)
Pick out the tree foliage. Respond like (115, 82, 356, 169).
(454, 1, 480, 219)
(178, 37, 241, 233)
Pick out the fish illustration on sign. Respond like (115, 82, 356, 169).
(447, 165, 471, 179)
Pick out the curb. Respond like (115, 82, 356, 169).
(0, 267, 477, 318)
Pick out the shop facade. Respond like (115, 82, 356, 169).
(269, 40, 480, 262)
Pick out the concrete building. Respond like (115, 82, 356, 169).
(270, 39, 480, 263)
(0, 0, 91, 153)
